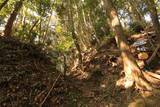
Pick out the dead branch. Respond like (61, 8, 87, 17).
(147, 44, 160, 64)
(39, 73, 62, 107)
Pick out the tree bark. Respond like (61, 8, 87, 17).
(0, 0, 9, 11)
(124, 0, 146, 27)
(104, 0, 156, 91)
(68, 0, 83, 70)
(3, 0, 24, 37)
(28, 19, 39, 38)
(145, 0, 160, 36)
(127, 0, 146, 27)
(145, 0, 160, 64)
(74, 1, 89, 51)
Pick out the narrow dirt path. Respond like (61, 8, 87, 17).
(58, 39, 139, 107)
(56, 31, 160, 107)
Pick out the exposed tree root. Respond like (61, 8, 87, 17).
(145, 71, 160, 80)
(135, 76, 153, 91)
(121, 69, 160, 91)
(134, 70, 160, 92)
(142, 71, 160, 84)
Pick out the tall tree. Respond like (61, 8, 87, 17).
(68, 0, 83, 70)
(104, 0, 160, 91)
(145, 0, 160, 64)
(0, 0, 9, 11)
(145, 0, 160, 36)
(3, 0, 24, 37)
(125, 0, 146, 27)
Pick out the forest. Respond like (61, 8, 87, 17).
(0, 0, 160, 106)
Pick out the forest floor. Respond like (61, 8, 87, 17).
(59, 29, 160, 107)
(0, 29, 160, 107)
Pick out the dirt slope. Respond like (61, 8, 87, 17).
(0, 37, 62, 106)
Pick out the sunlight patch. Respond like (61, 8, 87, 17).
(78, 72, 90, 80)
(100, 84, 106, 88)
(116, 78, 134, 88)
(124, 80, 134, 88)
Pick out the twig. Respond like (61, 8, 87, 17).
(35, 90, 46, 102)
(39, 73, 62, 107)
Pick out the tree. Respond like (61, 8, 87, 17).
(124, 0, 146, 27)
(68, 0, 83, 70)
(104, 0, 160, 91)
(28, 19, 40, 43)
(3, 0, 24, 37)
(145, 0, 160, 36)
(145, 0, 160, 64)
(0, 0, 9, 11)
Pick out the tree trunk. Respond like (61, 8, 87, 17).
(74, 2, 89, 51)
(3, 0, 24, 37)
(68, 0, 83, 70)
(104, 0, 160, 91)
(0, 0, 9, 11)
(145, 0, 160, 64)
(127, 0, 146, 27)
(28, 19, 39, 37)
(80, 7, 93, 46)
(145, 0, 160, 36)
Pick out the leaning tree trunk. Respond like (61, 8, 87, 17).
(0, 0, 9, 11)
(104, 0, 160, 91)
(3, 0, 24, 37)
